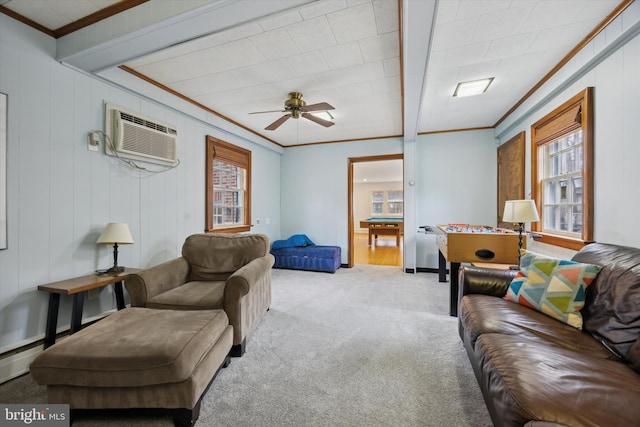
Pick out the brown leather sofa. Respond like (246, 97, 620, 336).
(125, 233, 274, 357)
(458, 242, 640, 427)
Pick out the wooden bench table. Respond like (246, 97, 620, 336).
(38, 268, 140, 348)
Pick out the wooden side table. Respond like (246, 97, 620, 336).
(38, 268, 140, 348)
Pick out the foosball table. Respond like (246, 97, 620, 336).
(435, 224, 520, 316)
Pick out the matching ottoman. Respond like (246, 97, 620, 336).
(30, 308, 233, 427)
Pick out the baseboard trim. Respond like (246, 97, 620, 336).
(0, 309, 117, 384)
(416, 267, 445, 274)
(0, 345, 42, 384)
(339, 265, 443, 273)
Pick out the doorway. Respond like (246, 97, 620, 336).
(348, 155, 404, 268)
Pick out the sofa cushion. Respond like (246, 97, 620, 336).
(571, 242, 640, 372)
(504, 250, 601, 329)
(182, 233, 269, 281)
(460, 294, 617, 361)
(475, 333, 640, 427)
(146, 280, 225, 310)
(30, 308, 229, 388)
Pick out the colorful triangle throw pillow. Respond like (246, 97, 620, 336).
(504, 250, 602, 329)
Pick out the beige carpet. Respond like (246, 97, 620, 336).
(0, 264, 492, 427)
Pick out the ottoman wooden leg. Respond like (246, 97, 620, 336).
(173, 354, 231, 426)
(173, 403, 200, 427)
(230, 338, 246, 357)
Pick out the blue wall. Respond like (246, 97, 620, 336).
(0, 15, 282, 354)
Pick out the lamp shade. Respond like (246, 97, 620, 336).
(503, 200, 540, 223)
(96, 223, 134, 244)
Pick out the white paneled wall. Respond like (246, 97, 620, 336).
(499, 31, 640, 253)
(415, 130, 498, 269)
(592, 34, 640, 246)
(0, 15, 282, 352)
(280, 138, 404, 264)
(280, 130, 498, 270)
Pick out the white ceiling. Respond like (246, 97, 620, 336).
(1, 0, 624, 148)
(123, 0, 403, 146)
(353, 159, 403, 183)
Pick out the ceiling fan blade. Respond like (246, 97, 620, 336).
(302, 113, 335, 128)
(265, 114, 291, 131)
(300, 102, 335, 112)
(249, 109, 287, 115)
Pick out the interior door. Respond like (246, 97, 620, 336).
(497, 132, 525, 229)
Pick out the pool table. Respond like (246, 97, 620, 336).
(359, 217, 404, 246)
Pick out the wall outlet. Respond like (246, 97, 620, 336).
(256, 218, 261, 225)
(87, 132, 99, 151)
(88, 288, 100, 300)
(265, 217, 270, 224)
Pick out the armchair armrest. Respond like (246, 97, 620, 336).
(223, 254, 275, 353)
(125, 257, 190, 306)
(459, 265, 517, 299)
(225, 254, 275, 300)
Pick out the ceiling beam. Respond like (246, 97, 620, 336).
(401, 0, 436, 142)
(56, 0, 315, 74)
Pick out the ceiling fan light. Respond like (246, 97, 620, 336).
(254, 92, 335, 130)
(453, 78, 494, 97)
(314, 111, 334, 121)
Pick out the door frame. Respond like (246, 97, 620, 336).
(347, 153, 404, 268)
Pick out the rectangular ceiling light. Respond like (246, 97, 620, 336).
(453, 78, 494, 97)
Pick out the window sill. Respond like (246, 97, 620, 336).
(531, 232, 594, 251)
(206, 225, 251, 234)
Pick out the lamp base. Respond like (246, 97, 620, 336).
(105, 265, 125, 273)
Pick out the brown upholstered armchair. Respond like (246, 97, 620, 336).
(125, 233, 274, 356)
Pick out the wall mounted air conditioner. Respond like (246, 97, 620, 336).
(104, 103, 178, 167)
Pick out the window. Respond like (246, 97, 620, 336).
(387, 190, 403, 215)
(370, 190, 403, 216)
(371, 191, 384, 214)
(541, 131, 583, 234)
(531, 88, 593, 250)
(206, 136, 251, 233)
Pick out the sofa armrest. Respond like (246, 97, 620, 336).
(459, 265, 517, 298)
(224, 254, 275, 300)
(125, 257, 190, 306)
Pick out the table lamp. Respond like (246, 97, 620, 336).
(503, 200, 540, 265)
(97, 223, 134, 273)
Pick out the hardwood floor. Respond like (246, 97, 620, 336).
(354, 232, 402, 267)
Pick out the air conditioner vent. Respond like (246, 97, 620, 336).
(105, 104, 178, 167)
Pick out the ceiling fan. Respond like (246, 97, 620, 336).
(249, 92, 335, 131)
